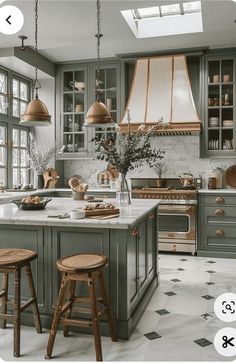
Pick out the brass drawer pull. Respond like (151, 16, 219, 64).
(215, 196, 225, 204)
(214, 209, 225, 216)
(215, 229, 225, 236)
(149, 213, 154, 220)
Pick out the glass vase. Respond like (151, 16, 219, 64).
(116, 173, 131, 207)
(36, 174, 44, 189)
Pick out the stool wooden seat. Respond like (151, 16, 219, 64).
(0, 248, 42, 357)
(45, 253, 117, 361)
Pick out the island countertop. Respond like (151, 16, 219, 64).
(0, 198, 160, 229)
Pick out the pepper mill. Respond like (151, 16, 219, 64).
(208, 177, 216, 189)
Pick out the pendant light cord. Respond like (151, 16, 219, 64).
(95, 0, 103, 102)
(34, 0, 41, 99)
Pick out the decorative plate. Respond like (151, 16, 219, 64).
(224, 165, 236, 188)
(11, 198, 52, 210)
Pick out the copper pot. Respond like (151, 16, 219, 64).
(179, 174, 194, 188)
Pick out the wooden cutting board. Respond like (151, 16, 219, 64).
(84, 208, 120, 217)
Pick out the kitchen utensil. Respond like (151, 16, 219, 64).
(68, 177, 81, 192)
(178, 173, 194, 188)
(11, 198, 52, 210)
(224, 165, 236, 187)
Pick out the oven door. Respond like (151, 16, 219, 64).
(158, 204, 196, 243)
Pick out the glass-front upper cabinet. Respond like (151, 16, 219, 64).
(205, 57, 235, 157)
(92, 63, 120, 151)
(61, 66, 88, 157)
(0, 70, 8, 116)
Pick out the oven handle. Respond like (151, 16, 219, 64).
(158, 205, 196, 214)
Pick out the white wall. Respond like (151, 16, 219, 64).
(63, 135, 234, 189)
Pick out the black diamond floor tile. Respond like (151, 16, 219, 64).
(164, 291, 177, 296)
(155, 309, 170, 315)
(200, 313, 213, 321)
(177, 268, 185, 271)
(207, 260, 216, 264)
(180, 258, 188, 261)
(144, 331, 162, 340)
(205, 281, 215, 285)
(194, 338, 213, 347)
(202, 295, 214, 300)
(171, 278, 181, 282)
(206, 270, 216, 273)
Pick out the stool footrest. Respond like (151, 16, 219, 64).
(0, 290, 6, 298)
(73, 296, 104, 304)
(20, 298, 35, 312)
(0, 313, 13, 320)
(61, 317, 93, 328)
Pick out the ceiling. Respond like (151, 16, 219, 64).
(0, 0, 236, 63)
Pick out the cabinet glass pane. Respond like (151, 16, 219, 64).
(221, 59, 233, 83)
(20, 169, 27, 185)
(20, 101, 27, 115)
(75, 114, 84, 131)
(64, 94, 73, 112)
(20, 82, 28, 100)
(75, 70, 85, 84)
(221, 84, 233, 106)
(13, 99, 20, 117)
(13, 168, 18, 186)
(63, 114, 73, 132)
(63, 71, 73, 91)
(13, 79, 19, 97)
(106, 68, 116, 89)
(208, 130, 219, 151)
(74, 94, 84, 112)
(208, 61, 220, 83)
(96, 69, 105, 89)
(0, 146, 6, 166)
(222, 130, 233, 150)
(64, 134, 73, 152)
(75, 134, 84, 150)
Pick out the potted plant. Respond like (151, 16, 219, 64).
(91, 111, 165, 205)
(153, 160, 167, 188)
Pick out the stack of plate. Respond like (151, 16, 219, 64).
(223, 120, 233, 127)
(209, 117, 219, 127)
(208, 139, 219, 150)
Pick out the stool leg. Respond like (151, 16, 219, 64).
(63, 279, 76, 337)
(45, 273, 68, 360)
(88, 274, 103, 362)
(13, 267, 21, 357)
(98, 271, 117, 342)
(25, 263, 42, 334)
(0, 272, 9, 329)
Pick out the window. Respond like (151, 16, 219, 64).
(0, 67, 31, 188)
(121, 1, 203, 38)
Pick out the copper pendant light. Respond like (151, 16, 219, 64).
(20, 0, 51, 127)
(85, 0, 114, 127)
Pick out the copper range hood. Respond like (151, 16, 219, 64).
(119, 55, 201, 135)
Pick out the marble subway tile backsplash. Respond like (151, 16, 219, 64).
(64, 136, 234, 188)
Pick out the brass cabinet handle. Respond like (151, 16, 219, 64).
(132, 227, 138, 236)
(215, 229, 225, 236)
(214, 208, 225, 216)
(215, 196, 225, 204)
(149, 213, 154, 220)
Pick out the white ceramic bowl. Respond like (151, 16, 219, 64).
(69, 209, 85, 219)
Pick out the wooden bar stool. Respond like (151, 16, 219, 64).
(45, 253, 117, 361)
(0, 248, 42, 357)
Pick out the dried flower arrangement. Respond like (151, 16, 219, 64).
(26, 134, 64, 175)
(91, 111, 166, 204)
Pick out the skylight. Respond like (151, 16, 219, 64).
(121, 1, 203, 39)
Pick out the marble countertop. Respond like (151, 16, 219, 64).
(0, 198, 159, 229)
(198, 189, 236, 194)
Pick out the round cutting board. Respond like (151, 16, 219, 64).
(225, 165, 236, 187)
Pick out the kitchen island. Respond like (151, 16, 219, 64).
(0, 198, 159, 339)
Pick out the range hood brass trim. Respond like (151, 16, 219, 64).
(118, 122, 201, 135)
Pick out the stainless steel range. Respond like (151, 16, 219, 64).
(131, 178, 198, 255)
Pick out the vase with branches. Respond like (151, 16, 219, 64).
(92, 111, 166, 205)
(26, 134, 64, 188)
(153, 160, 168, 187)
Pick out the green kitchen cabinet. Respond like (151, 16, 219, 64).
(56, 61, 121, 159)
(201, 54, 236, 158)
(198, 192, 236, 258)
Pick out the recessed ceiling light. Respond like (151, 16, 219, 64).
(121, 1, 203, 39)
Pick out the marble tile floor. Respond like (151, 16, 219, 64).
(1, 253, 236, 362)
